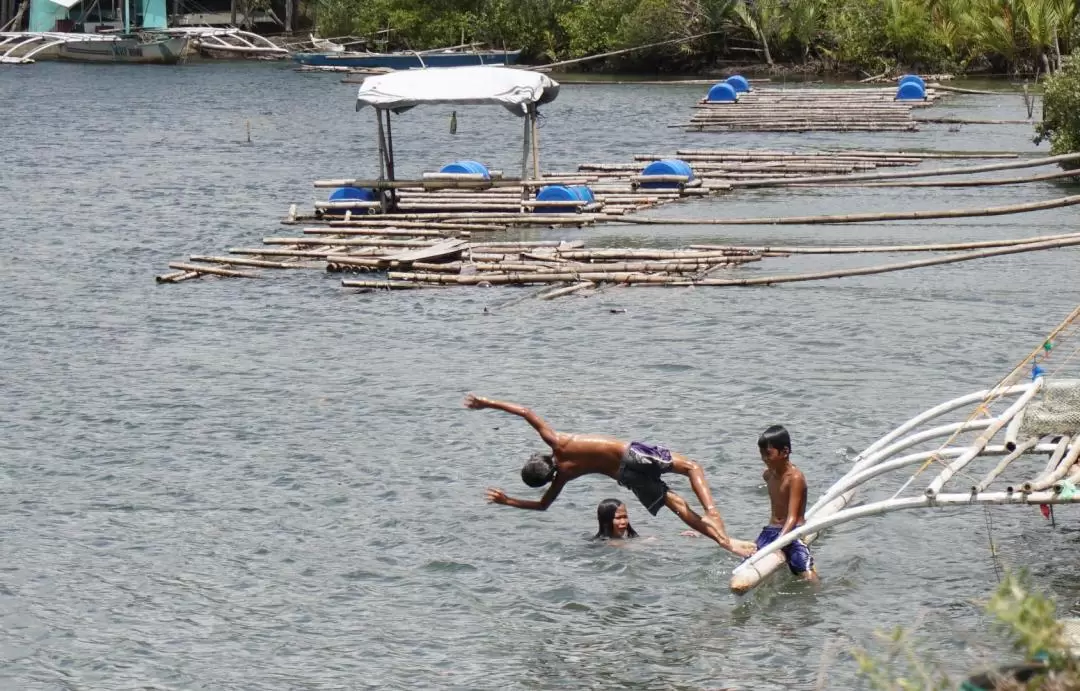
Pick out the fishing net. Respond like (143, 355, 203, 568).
(1019, 381, 1080, 439)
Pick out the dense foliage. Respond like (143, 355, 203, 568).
(309, 0, 1080, 73)
(852, 571, 1080, 690)
(1034, 48, 1080, 165)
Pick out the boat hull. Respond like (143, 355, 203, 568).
(55, 35, 189, 64)
(292, 49, 521, 69)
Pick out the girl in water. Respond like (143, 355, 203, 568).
(594, 498, 639, 540)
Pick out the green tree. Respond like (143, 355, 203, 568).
(1034, 48, 1080, 167)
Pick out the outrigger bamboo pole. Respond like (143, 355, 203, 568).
(973, 438, 1041, 493)
(618, 194, 1080, 226)
(1025, 433, 1080, 491)
(924, 384, 1044, 498)
(741, 488, 1080, 576)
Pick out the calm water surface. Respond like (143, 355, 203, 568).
(2, 63, 1080, 690)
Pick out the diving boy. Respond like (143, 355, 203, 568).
(755, 425, 818, 581)
(464, 393, 757, 558)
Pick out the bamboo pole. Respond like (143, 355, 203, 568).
(302, 226, 449, 237)
(802, 168, 1080, 188)
(166, 262, 260, 278)
(387, 271, 687, 285)
(721, 152, 1080, 188)
(924, 384, 1044, 497)
(689, 230, 1080, 254)
(737, 487, 1080, 582)
(263, 237, 439, 247)
(693, 237, 1080, 287)
(188, 255, 317, 269)
(320, 219, 506, 232)
(673, 148, 1023, 160)
(228, 247, 385, 258)
(973, 438, 1041, 493)
(341, 279, 445, 290)
(1025, 433, 1080, 491)
(539, 281, 594, 300)
(618, 194, 1080, 226)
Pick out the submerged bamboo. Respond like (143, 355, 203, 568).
(618, 194, 1080, 226)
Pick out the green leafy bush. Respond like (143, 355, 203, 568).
(1034, 49, 1080, 168)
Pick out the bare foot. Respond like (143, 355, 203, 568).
(731, 539, 757, 558)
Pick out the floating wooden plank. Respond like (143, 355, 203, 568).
(380, 238, 469, 264)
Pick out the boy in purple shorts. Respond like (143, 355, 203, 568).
(754, 425, 819, 581)
(465, 393, 757, 558)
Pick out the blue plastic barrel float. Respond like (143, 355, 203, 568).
(725, 74, 751, 93)
(439, 160, 491, 179)
(895, 81, 927, 101)
(706, 82, 739, 103)
(534, 185, 595, 213)
(898, 74, 926, 90)
(639, 159, 695, 189)
(326, 186, 377, 215)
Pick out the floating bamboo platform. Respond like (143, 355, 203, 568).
(681, 85, 948, 133)
(156, 145, 1080, 291)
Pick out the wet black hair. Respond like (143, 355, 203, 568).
(594, 498, 639, 539)
(521, 452, 556, 488)
(758, 424, 791, 452)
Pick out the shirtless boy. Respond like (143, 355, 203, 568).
(755, 425, 818, 581)
(465, 393, 757, 558)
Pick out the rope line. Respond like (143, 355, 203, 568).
(890, 304, 1080, 500)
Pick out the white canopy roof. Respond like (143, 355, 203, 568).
(355, 66, 560, 115)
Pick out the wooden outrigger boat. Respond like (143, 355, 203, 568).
(164, 27, 287, 60)
(0, 30, 188, 63)
(731, 305, 1080, 594)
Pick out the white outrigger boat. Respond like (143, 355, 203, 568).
(0, 0, 283, 64)
(163, 27, 287, 60)
(731, 305, 1080, 594)
(0, 30, 188, 63)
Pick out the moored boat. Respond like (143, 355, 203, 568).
(292, 43, 522, 70)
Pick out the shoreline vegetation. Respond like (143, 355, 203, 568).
(308, 0, 1079, 78)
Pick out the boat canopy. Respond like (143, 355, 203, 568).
(355, 65, 560, 115)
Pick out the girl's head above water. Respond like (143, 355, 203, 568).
(595, 498, 639, 539)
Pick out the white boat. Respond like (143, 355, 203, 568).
(57, 32, 189, 62)
(0, 31, 189, 63)
(164, 27, 288, 60)
(730, 304, 1080, 595)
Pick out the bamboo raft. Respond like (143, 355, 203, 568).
(731, 305, 1080, 595)
(155, 146, 1080, 289)
(682, 85, 947, 133)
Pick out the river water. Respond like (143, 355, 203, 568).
(2, 62, 1080, 689)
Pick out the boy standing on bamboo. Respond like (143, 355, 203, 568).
(753, 425, 819, 582)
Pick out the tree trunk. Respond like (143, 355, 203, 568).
(284, 0, 292, 34)
(230, 0, 236, 27)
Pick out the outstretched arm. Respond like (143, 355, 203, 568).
(486, 475, 567, 511)
(464, 394, 559, 449)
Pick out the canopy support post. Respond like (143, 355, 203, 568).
(520, 109, 532, 213)
(530, 107, 540, 179)
(375, 109, 396, 214)
(385, 110, 398, 212)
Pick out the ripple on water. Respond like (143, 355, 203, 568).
(2, 63, 1079, 688)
